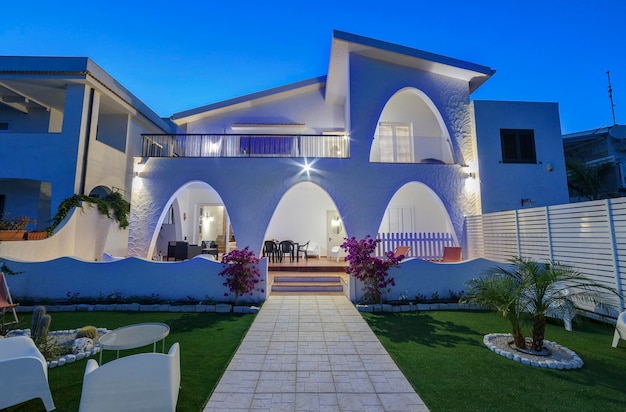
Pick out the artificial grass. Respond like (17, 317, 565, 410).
(362, 310, 626, 412)
(5, 311, 254, 412)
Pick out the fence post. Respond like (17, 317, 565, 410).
(606, 199, 625, 310)
(515, 209, 521, 257)
(545, 206, 554, 262)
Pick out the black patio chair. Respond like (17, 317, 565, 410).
(297, 241, 310, 261)
(279, 240, 294, 263)
(263, 240, 279, 263)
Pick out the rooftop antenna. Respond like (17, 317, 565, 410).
(607, 71, 617, 126)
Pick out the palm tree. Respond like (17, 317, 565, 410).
(514, 257, 619, 352)
(464, 266, 527, 348)
(466, 257, 620, 352)
(566, 160, 614, 200)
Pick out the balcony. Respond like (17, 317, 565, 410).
(141, 134, 349, 158)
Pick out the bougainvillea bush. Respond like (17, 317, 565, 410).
(341, 236, 402, 304)
(218, 247, 264, 305)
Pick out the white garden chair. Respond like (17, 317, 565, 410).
(0, 336, 55, 411)
(612, 311, 626, 348)
(78, 342, 180, 412)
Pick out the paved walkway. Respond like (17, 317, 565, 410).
(204, 295, 428, 411)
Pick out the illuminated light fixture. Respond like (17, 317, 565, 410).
(460, 164, 476, 179)
(134, 160, 146, 177)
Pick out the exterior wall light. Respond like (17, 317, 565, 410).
(134, 161, 145, 177)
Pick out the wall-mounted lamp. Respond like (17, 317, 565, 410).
(134, 160, 146, 177)
(521, 198, 535, 207)
(461, 165, 476, 179)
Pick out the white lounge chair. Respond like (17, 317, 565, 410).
(0, 336, 55, 411)
(612, 311, 626, 348)
(78, 342, 180, 412)
(307, 241, 321, 258)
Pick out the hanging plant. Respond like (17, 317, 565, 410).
(47, 192, 130, 236)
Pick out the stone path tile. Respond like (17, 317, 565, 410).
(203, 295, 429, 411)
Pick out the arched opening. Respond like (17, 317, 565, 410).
(263, 181, 346, 259)
(370, 87, 453, 164)
(150, 181, 233, 260)
(377, 182, 457, 259)
(88, 185, 112, 198)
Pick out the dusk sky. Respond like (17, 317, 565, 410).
(3, 0, 624, 134)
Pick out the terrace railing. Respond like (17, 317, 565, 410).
(142, 134, 349, 158)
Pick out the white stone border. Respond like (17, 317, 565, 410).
(483, 333, 584, 369)
(8, 328, 109, 369)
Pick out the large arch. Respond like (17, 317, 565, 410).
(370, 87, 454, 164)
(148, 181, 229, 259)
(263, 181, 346, 258)
(377, 181, 458, 256)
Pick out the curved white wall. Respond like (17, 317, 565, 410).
(0, 204, 127, 262)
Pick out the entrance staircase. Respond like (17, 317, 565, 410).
(269, 262, 346, 295)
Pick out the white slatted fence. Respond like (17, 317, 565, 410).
(376, 232, 456, 261)
(466, 198, 626, 311)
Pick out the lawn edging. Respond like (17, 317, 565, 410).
(356, 302, 485, 312)
(15, 303, 261, 314)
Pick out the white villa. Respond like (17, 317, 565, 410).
(0, 30, 569, 263)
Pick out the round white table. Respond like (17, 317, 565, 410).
(98, 322, 170, 364)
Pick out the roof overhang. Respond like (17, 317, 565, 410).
(171, 76, 326, 125)
(326, 30, 495, 104)
(0, 56, 171, 132)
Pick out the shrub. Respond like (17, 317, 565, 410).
(76, 326, 98, 339)
(341, 236, 402, 304)
(218, 247, 264, 305)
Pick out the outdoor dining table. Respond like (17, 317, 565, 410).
(97, 322, 170, 364)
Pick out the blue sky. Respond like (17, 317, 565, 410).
(3, 0, 624, 133)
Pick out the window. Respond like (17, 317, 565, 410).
(379, 123, 413, 163)
(500, 129, 536, 163)
(0, 122, 9, 131)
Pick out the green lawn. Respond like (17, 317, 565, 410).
(5, 311, 254, 412)
(362, 310, 626, 412)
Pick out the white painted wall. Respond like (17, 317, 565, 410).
(473, 100, 569, 213)
(184, 85, 345, 134)
(0, 204, 127, 262)
(5, 256, 268, 303)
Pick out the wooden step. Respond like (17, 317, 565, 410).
(271, 275, 344, 294)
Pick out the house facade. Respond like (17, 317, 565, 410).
(128, 31, 569, 260)
(1, 31, 570, 261)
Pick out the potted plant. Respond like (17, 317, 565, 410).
(0, 214, 34, 241)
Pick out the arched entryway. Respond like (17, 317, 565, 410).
(263, 181, 346, 259)
(149, 181, 233, 260)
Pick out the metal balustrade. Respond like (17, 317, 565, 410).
(141, 134, 349, 158)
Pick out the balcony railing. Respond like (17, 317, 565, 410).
(141, 134, 349, 158)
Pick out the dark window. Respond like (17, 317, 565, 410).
(500, 129, 536, 163)
(0, 122, 9, 131)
